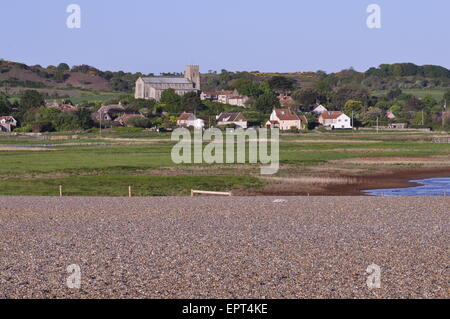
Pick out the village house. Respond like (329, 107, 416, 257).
(0, 116, 17, 132)
(266, 108, 307, 130)
(46, 101, 77, 112)
(312, 104, 328, 115)
(114, 113, 145, 126)
(318, 111, 352, 129)
(216, 112, 247, 128)
(227, 95, 249, 107)
(278, 94, 293, 107)
(386, 111, 396, 120)
(201, 89, 249, 107)
(95, 103, 125, 121)
(177, 112, 205, 129)
(388, 123, 408, 129)
(201, 90, 234, 102)
(135, 65, 201, 101)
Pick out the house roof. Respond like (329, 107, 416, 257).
(98, 104, 125, 114)
(142, 77, 192, 84)
(278, 95, 293, 106)
(202, 90, 234, 96)
(313, 104, 327, 111)
(0, 116, 15, 121)
(217, 112, 246, 122)
(299, 115, 308, 124)
(114, 113, 142, 123)
(177, 112, 195, 121)
(274, 109, 300, 121)
(320, 111, 343, 119)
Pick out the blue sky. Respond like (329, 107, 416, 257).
(1, 0, 448, 74)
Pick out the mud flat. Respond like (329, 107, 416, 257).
(0, 196, 448, 299)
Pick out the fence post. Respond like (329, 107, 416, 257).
(59, 185, 62, 197)
(129, 186, 132, 198)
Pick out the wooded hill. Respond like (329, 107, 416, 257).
(1, 59, 449, 96)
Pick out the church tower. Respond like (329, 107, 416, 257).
(184, 65, 201, 90)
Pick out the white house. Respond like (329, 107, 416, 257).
(318, 111, 352, 129)
(177, 112, 205, 129)
(216, 112, 247, 128)
(266, 108, 307, 130)
(312, 104, 328, 115)
(0, 116, 17, 132)
(201, 90, 248, 107)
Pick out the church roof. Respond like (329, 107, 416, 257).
(141, 77, 192, 84)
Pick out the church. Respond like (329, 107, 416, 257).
(134, 65, 201, 101)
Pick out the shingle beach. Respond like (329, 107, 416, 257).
(0, 196, 448, 299)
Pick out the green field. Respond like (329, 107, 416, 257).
(373, 89, 447, 100)
(1, 129, 449, 196)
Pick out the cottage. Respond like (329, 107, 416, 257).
(386, 111, 396, 120)
(266, 109, 307, 130)
(0, 116, 17, 132)
(114, 113, 145, 126)
(388, 123, 408, 129)
(216, 112, 247, 128)
(201, 90, 248, 107)
(312, 104, 328, 115)
(278, 94, 293, 107)
(95, 104, 125, 121)
(135, 65, 200, 101)
(201, 90, 234, 102)
(318, 111, 352, 129)
(227, 96, 249, 107)
(177, 112, 205, 129)
(46, 101, 77, 112)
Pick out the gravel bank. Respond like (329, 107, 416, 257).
(0, 196, 448, 299)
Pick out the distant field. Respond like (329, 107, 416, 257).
(373, 88, 447, 100)
(0, 130, 449, 196)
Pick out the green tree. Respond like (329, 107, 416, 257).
(125, 116, 150, 128)
(180, 92, 205, 113)
(160, 89, 181, 113)
(403, 96, 422, 112)
(126, 98, 156, 113)
(421, 95, 437, 111)
(268, 76, 296, 93)
(254, 90, 280, 114)
(54, 70, 65, 82)
(332, 86, 370, 109)
(292, 88, 320, 109)
(19, 90, 45, 110)
(57, 63, 70, 72)
(0, 93, 11, 114)
(230, 78, 263, 98)
(443, 89, 450, 104)
(343, 100, 364, 116)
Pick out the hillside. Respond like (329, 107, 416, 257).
(1, 59, 450, 101)
(0, 60, 112, 92)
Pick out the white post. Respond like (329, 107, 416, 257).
(129, 186, 132, 198)
(59, 185, 63, 197)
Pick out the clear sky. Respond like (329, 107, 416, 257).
(1, 0, 448, 74)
